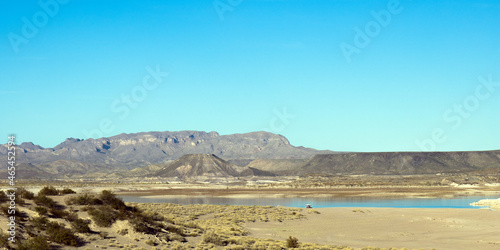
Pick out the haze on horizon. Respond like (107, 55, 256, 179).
(0, 0, 499, 152)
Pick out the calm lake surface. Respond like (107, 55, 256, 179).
(118, 195, 496, 209)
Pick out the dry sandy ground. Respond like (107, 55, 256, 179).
(246, 207, 500, 250)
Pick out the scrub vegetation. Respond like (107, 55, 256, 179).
(0, 185, 432, 249)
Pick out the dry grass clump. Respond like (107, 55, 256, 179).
(286, 236, 300, 248)
(17, 236, 51, 250)
(132, 202, 361, 249)
(132, 202, 306, 241)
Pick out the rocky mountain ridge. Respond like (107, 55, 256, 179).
(2, 130, 500, 179)
(0, 130, 330, 178)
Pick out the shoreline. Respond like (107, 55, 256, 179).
(114, 186, 500, 199)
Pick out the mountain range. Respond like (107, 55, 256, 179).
(0, 131, 329, 178)
(1, 130, 500, 179)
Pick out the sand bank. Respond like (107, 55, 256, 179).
(246, 207, 499, 250)
(471, 198, 500, 209)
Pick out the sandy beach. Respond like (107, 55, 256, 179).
(246, 207, 499, 250)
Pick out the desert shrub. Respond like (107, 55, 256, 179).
(202, 231, 228, 246)
(71, 218, 91, 233)
(165, 224, 184, 236)
(183, 221, 200, 229)
(169, 233, 187, 242)
(65, 212, 79, 222)
(59, 188, 76, 194)
(0, 232, 9, 248)
(0, 191, 25, 206)
(32, 216, 49, 230)
(99, 190, 126, 210)
(46, 222, 79, 246)
(50, 208, 70, 218)
(38, 186, 59, 196)
(0, 191, 7, 203)
(129, 217, 155, 234)
(0, 204, 12, 215)
(18, 188, 35, 199)
(88, 206, 117, 227)
(34, 195, 56, 208)
(35, 206, 48, 216)
(65, 193, 102, 206)
(286, 236, 299, 248)
(18, 236, 51, 250)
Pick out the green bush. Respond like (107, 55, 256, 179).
(65, 211, 79, 222)
(31, 216, 49, 230)
(286, 236, 299, 248)
(50, 207, 70, 218)
(65, 193, 102, 206)
(35, 206, 48, 216)
(71, 218, 91, 233)
(0, 204, 12, 215)
(0, 191, 7, 203)
(59, 188, 76, 194)
(38, 186, 59, 196)
(34, 195, 56, 208)
(46, 222, 79, 246)
(88, 206, 117, 227)
(129, 217, 155, 234)
(99, 190, 126, 210)
(18, 236, 51, 250)
(19, 188, 35, 200)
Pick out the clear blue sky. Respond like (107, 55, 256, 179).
(1, 0, 499, 152)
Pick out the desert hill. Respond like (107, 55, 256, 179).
(153, 154, 275, 178)
(154, 154, 241, 178)
(298, 150, 500, 175)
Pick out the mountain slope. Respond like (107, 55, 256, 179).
(298, 151, 500, 175)
(246, 159, 309, 175)
(154, 154, 242, 178)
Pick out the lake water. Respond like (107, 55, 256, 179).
(118, 195, 496, 209)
